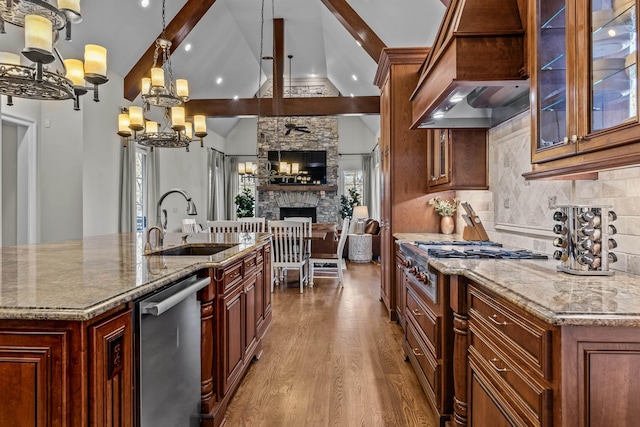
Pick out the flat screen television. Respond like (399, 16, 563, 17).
(267, 150, 327, 185)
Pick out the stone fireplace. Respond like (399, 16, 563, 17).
(255, 116, 339, 222)
(255, 79, 340, 223)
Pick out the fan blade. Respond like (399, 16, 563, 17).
(298, 128, 311, 134)
(296, 126, 308, 130)
(285, 128, 292, 135)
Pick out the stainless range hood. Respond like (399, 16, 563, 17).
(411, 0, 529, 129)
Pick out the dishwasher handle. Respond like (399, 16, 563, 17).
(140, 277, 211, 316)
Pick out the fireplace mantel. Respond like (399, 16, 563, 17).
(257, 185, 338, 192)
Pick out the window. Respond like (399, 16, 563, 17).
(135, 149, 148, 231)
(343, 170, 364, 202)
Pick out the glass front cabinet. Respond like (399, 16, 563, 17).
(531, 0, 638, 165)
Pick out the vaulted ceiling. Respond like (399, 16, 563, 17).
(62, 0, 446, 136)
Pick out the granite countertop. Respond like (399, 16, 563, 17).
(0, 232, 269, 321)
(394, 232, 640, 327)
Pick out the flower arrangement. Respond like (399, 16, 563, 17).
(428, 196, 460, 217)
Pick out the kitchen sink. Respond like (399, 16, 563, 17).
(149, 244, 237, 256)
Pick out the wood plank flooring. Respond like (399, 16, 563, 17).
(224, 261, 439, 426)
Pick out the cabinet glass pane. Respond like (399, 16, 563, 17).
(591, 0, 637, 132)
(439, 130, 447, 178)
(538, 0, 568, 149)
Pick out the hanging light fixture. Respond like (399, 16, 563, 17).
(0, 0, 108, 110)
(116, 0, 207, 151)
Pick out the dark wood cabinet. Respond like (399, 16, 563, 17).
(427, 129, 488, 193)
(374, 47, 443, 321)
(395, 246, 408, 328)
(0, 307, 134, 427)
(220, 279, 244, 395)
(526, 0, 640, 179)
(401, 259, 453, 426)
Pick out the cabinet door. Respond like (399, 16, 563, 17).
(427, 129, 450, 187)
(88, 309, 133, 427)
(469, 362, 518, 427)
(221, 285, 244, 395)
(244, 275, 257, 359)
(395, 252, 407, 327)
(531, 0, 578, 163)
(263, 244, 272, 318)
(0, 329, 72, 426)
(577, 0, 638, 152)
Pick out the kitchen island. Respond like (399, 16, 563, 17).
(0, 232, 273, 426)
(394, 232, 640, 427)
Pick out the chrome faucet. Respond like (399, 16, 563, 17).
(156, 188, 198, 231)
(145, 226, 164, 254)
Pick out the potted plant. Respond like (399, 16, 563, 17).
(428, 196, 459, 234)
(235, 188, 255, 218)
(339, 187, 361, 220)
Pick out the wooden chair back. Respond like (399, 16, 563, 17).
(207, 220, 241, 233)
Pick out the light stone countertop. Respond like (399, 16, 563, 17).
(0, 232, 270, 321)
(394, 232, 640, 327)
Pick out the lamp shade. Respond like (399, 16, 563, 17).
(128, 106, 144, 131)
(84, 44, 107, 76)
(246, 162, 254, 174)
(117, 113, 132, 137)
(193, 115, 207, 137)
(0, 52, 20, 66)
(291, 163, 299, 174)
(238, 163, 246, 174)
(141, 77, 151, 95)
(151, 67, 164, 88)
(353, 205, 369, 219)
(176, 79, 189, 98)
(184, 122, 193, 139)
(145, 120, 158, 134)
(64, 59, 85, 86)
(24, 15, 53, 53)
(171, 106, 185, 130)
(58, 0, 81, 13)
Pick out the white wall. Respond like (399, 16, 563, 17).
(224, 118, 258, 155)
(338, 116, 376, 153)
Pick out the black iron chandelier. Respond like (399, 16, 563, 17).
(0, 0, 108, 110)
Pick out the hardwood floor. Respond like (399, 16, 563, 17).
(224, 261, 439, 426)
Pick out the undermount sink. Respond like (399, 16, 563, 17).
(149, 244, 238, 256)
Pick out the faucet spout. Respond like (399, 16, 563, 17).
(156, 188, 198, 230)
(145, 226, 164, 254)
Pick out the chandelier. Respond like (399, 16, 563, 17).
(0, 0, 108, 110)
(116, 0, 207, 151)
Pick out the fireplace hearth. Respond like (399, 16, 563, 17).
(280, 207, 317, 222)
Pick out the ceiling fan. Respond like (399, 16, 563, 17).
(284, 54, 311, 135)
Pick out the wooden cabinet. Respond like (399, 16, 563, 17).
(220, 277, 244, 395)
(0, 307, 134, 427)
(526, 0, 640, 178)
(403, 265, 453, 425)
(395, 246, 408, 328)
(374, 47, 443, 320)
(427, 129, 488, 192)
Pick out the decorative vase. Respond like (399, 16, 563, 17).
(440, 215, 454, 234)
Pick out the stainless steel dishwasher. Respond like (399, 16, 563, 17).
(135, 274, 210, 427)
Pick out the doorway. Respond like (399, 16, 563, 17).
(1, 114, 37, 246)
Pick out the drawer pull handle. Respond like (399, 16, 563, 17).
(230, 272, 241, 279)
(488, 314, 508, 326)
(489, 358, 509, 373)
(412, 308, 422, 316)
(412, 348, 423, 357)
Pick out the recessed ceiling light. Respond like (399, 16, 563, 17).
(352, 74, 358, 81)
(433, 111, 445, 119)
(233, 95, 239, 100)
(184, 43, 192, 52)
(216, 77, 223, 85)
(141, 0, 149, 7)
(350, 93, 354, 97)
(308, 73, 318, 78)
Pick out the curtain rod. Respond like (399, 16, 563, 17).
(207, 147, 225, 155)
(338, 153, 372, 156)
(225, 154, 257, 158)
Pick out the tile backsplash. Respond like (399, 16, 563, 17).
(457, 111, 640, 274)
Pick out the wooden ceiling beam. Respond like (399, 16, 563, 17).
(272, 18, 285, 116)
(123, 0, 218, 101)
(320, 0, 387, 63)
(186, 96, 380, 117)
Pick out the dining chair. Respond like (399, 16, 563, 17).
(268, 220, 307, 293)
(181, 218, 199, 233)
(283, 217, 312, 284)
(239, 217, 266, 233)
(206, 220, 241, 233)
(309, 217, 349, 287)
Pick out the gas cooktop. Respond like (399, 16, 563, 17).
(402, 240, 548, 260)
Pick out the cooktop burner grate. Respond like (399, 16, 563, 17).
(427, 248, 548, 259)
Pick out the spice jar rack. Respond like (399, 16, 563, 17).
(552, 205, 618, 276)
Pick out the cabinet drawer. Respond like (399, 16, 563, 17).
(469, 286, 553, 379)
(406, 285, 440, 358)
(243, 253, 258, 276)
(222, 262, 243, 292)
(406, 321, 440, 400)
(469, 326, 552, 427)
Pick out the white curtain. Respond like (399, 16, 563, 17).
(118, 142, 136, 232)
(147, 149, 160, 227)
(362, 153, 372, 213)
(225, 156, 239, 220)
(207, 149, 225, 220)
